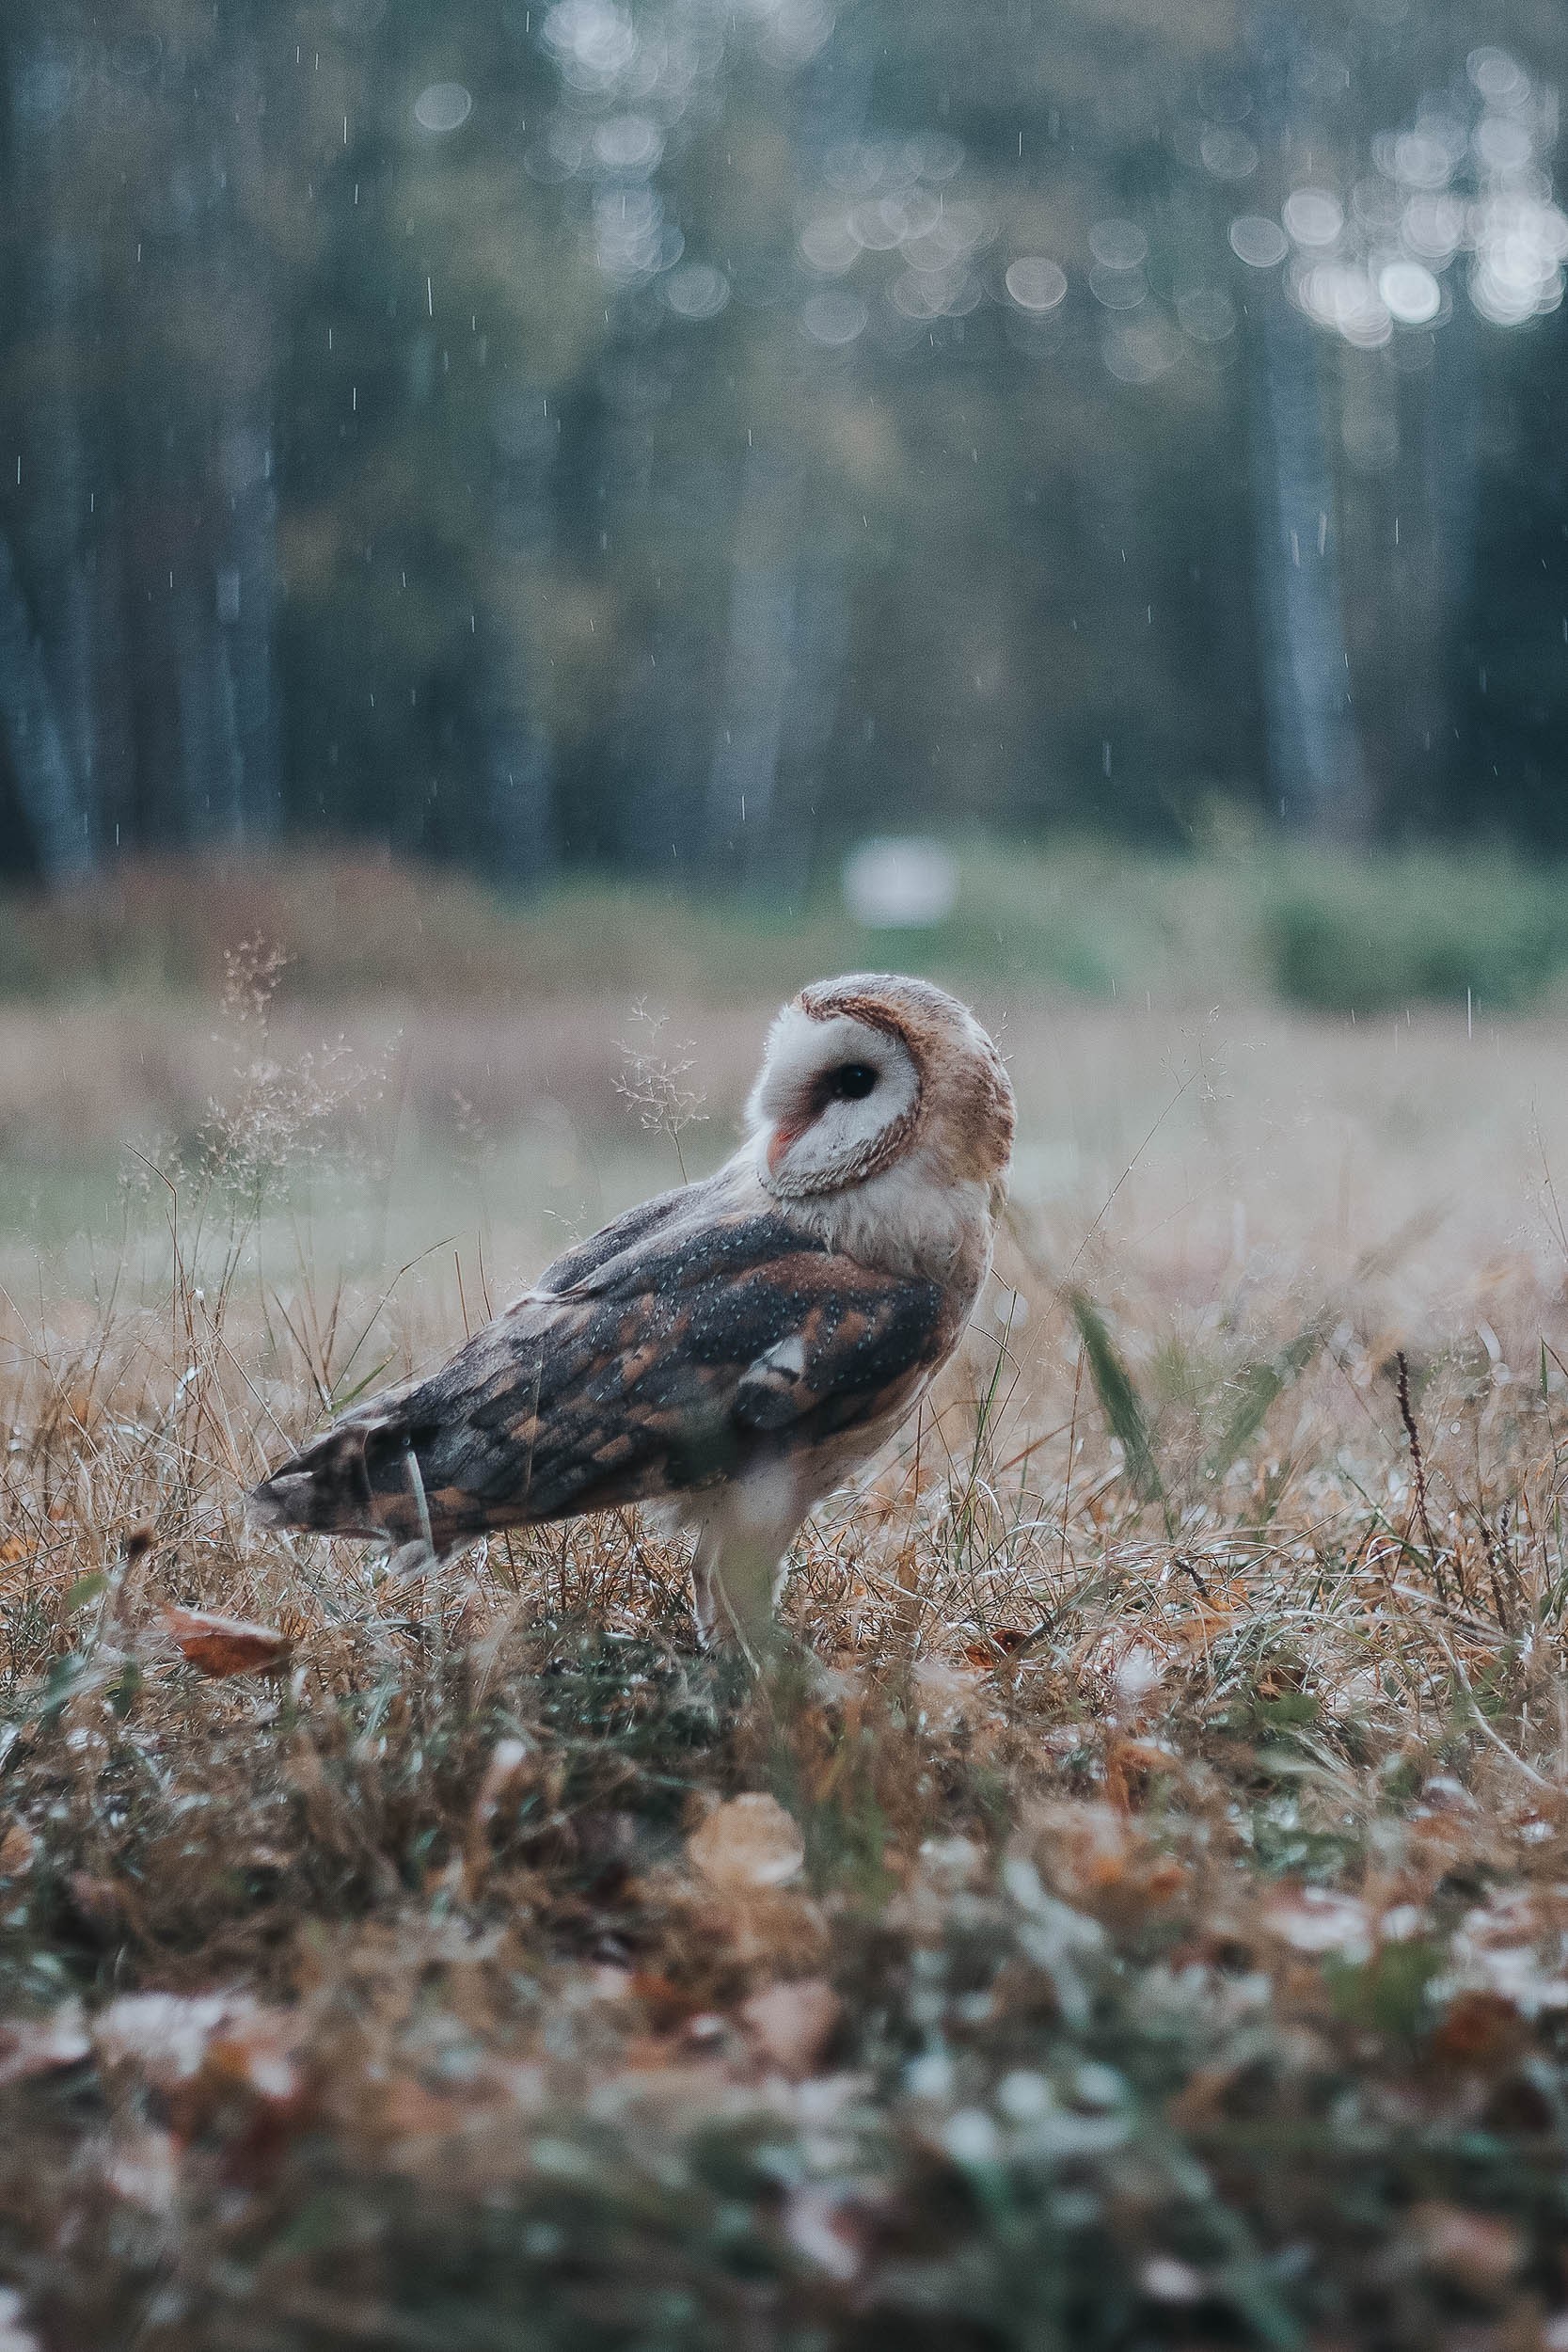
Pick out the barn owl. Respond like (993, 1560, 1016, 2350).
(251, 974, 1015, 1647)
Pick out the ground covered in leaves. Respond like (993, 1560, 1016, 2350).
(6, 977, 1568, 2349)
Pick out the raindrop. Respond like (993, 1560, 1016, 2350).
(1229, 215, 1288, 268)
(1352, 177, 1404, 235)
(1199, 126, 1259, 181)
(1468, 194, 1568, 322)
(800, 288, 867, 345)
(544, 0, 639, 85)
(1282, 186, 1344, 249)
(1089, 218, 1148, 270)
(593, 114, 662, 172)
(888, 140, 931, 189)
(528, 123, 584, 182)
(822, 139, 882, 193)
(1088, 262, 1147, 310)
(1473, 116, 1534, 175)
(1176, 287, 1235, 342)
(898, 188, 942, 241)
(799, 216, 860, 274)
(934, 200, 992, 255)
(1390, 130, 1454, 189)
(900, 230, 942, 274)
(1102, 316, 1179, 383)
(940, 274, 984, 317)
(1004, 257, 1068, 312)
(919, 133, 965, 182)
(1467, 47, 1528, 108)
(889, 272, 938, 319)
(1402, 193, 1465, 263)
(414, 82, 473, 133)
(890, 267, 980, 320)
(665, 262, 730, 319)
(848, 198, 907, 251)
(757, 0, 836, 70)
(1378, 260, 1441, 326)
(1470, 252, 1563, 326)
(1298, 262, 1391, 346)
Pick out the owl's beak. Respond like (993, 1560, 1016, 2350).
(767, 1119, 804, 1173)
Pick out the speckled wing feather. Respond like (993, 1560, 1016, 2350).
(251, 1184, 953, 1549)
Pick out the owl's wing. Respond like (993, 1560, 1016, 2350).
(530, 1176, 705, 1296)
(251, 1204, 954, 1547)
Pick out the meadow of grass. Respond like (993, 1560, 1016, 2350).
(0, 837, 1565, 1024)
(4, 859, 1568, 2348)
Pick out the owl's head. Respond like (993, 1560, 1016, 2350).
(747, 974, 1014, 1201)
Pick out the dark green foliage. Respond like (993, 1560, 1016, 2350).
(1262, 858, 1568, 1013)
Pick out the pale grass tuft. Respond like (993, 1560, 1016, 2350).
(614, 999, 708, 1181)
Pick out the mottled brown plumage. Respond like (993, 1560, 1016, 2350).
(251, 974, 1014, 1644)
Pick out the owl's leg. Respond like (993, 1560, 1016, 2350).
(689, 1534, 724, 1650)
(689, 1472, 806, 1657)
(379, 1537, 441, 1587)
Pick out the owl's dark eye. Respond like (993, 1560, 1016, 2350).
(831, 1061, 879, 1101)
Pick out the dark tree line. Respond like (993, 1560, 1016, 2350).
(0, 0, 1565, 895)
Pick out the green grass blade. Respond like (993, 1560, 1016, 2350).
(1204, 1317, 1328, 1484)
(1069, 1290, 1162, 1504)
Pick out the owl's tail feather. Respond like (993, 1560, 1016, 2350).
(249, 1411, 424, 1541)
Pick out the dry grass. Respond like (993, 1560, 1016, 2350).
(5, 951, 1568, 2348)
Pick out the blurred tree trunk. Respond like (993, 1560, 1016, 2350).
(1421, 297, 1481, 820)
(705, 450, 800, 876)
(1251, 295, 1368, 838)
(1249, 8, 1368, 842)
(139, 18, 281, 850)
(0, 528, 91, 879)
(480, 387, 559, 886)
(210, 23, 281, 842)
(705, 25, 868, 897)
(597, 332, 686, 866)
(0, 24, 95, 878)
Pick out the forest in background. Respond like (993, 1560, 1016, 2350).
(0, 0, 1566, 894)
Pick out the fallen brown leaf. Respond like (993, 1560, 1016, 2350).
(67, 1872, 129, 1937)
(165, 1606, 292, 1678)
(780, 2183, 864, 2281)
(962, 1625, 1037, 1667)
(688, 1793, 805, 1891)
(1409, 2201, 1521, 2296)
(0, 2003, 91, 2089)
(1433, 1989, 1524, 2066)
(96, 1989, 309, 2153)
(102, 2127, 181, 2215)
(630, 1969, 705, 2031)
(739, 1978, 841, 2078)
(0, 1822, 36, 1877)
